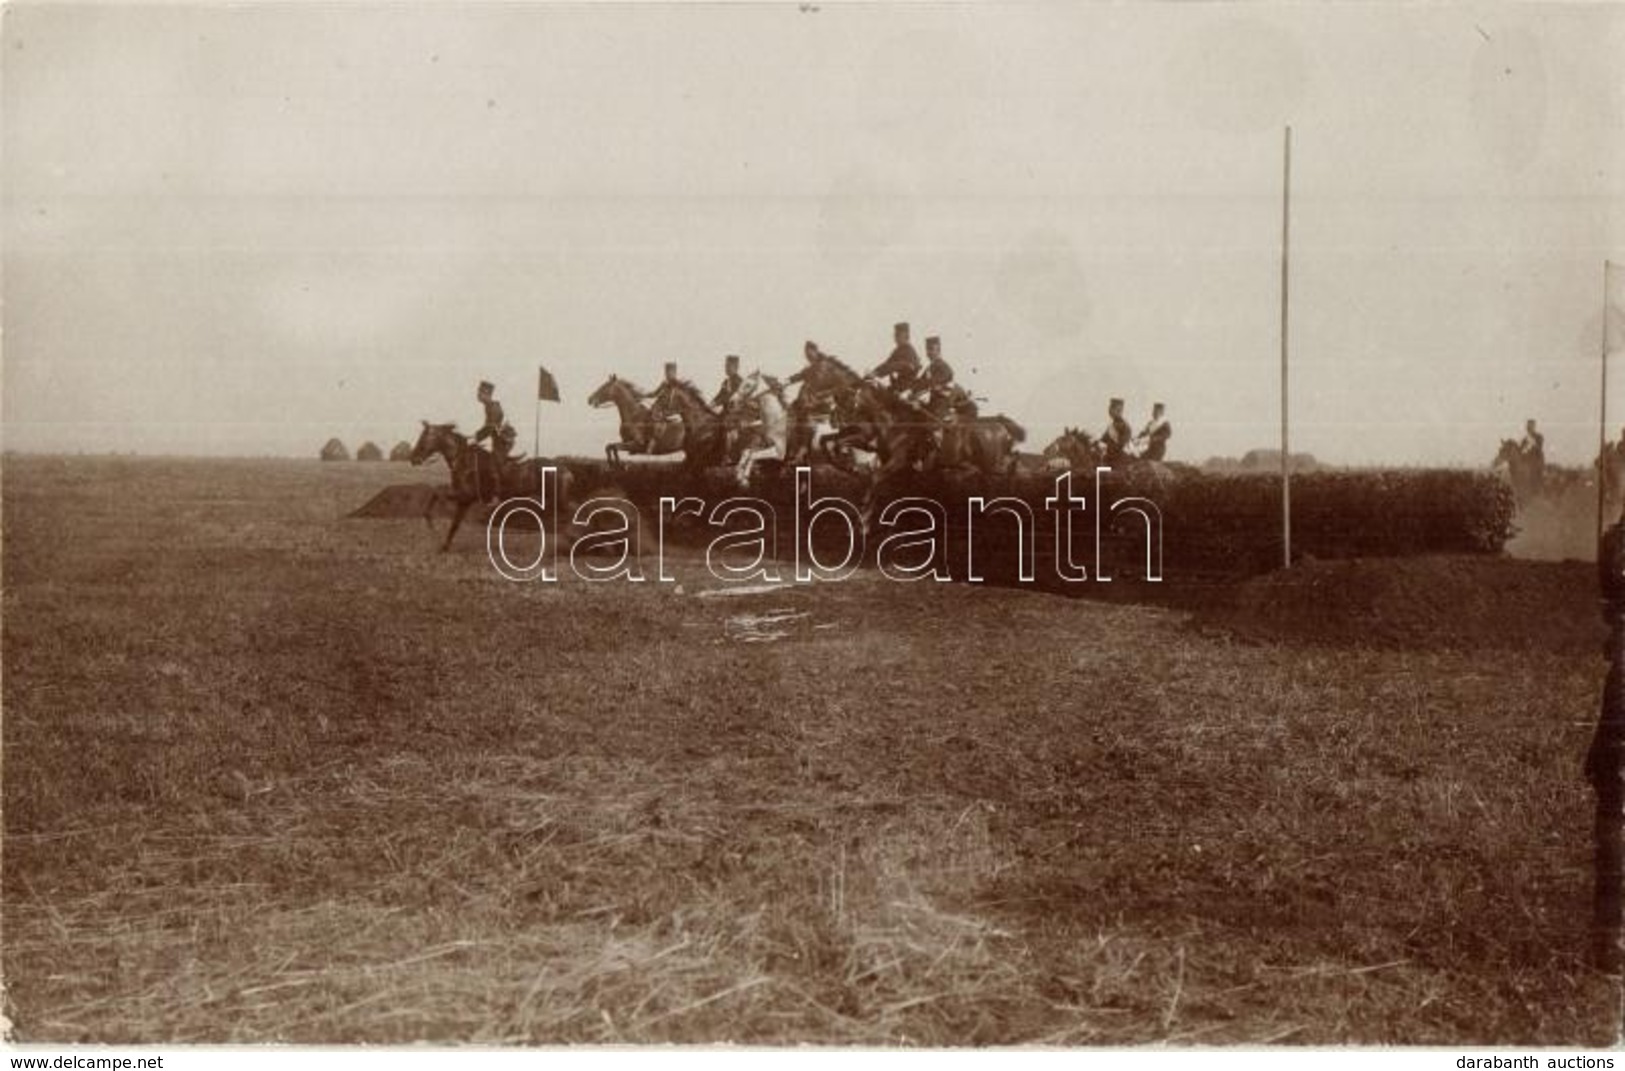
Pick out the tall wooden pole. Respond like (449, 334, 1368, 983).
(1601, 263, 1612, 545)
(1281, 126, 1293, 570)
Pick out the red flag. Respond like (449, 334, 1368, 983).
(538, 366, 560, 403)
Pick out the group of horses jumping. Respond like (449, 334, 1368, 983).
(405, 360, 1174, 551)
(584, 357, 1029, 487)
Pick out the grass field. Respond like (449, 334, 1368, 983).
(2, 456, 1618, 1044)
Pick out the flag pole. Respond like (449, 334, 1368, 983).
(534, 394, 542, 459)
(1280, 125, 1293, 570)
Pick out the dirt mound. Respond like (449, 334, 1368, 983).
(1213, 554, 1603, 655)
(348, 483, 454, 519)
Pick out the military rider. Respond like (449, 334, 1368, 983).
(474, 379, 518, 491)
(645, 362, 684, 422)
(1101, 397, 1134, 465)
(915, 335, 957, 416)
(712, 354, 745, 412)
(1133, 402, 1172, 462)
(1520, 417, 1547, 496)
(870, 321, 922, 394)
(1520, 418, 1545, 465)
(712, 354, 750, 459)
(787, 341, 835, 414)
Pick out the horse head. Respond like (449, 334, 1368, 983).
(586, 375, 626, 409)
(410, 421, 463, 466)
(665, 379, 716, 419)
(808, 354, 864, 395)
(1042, 428, 1099, 468)
(758, 373, 789, 403)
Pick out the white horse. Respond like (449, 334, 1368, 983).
(733, 372, 792, 486)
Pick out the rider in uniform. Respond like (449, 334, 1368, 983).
(712, 354, 748, 459)
(787, 341, 835, 413)
(1101, 397, 1134, 465)
(646, 362, 684, 422)
(711, 354, 745, 412)
(1519, 418, 1545, 463)
(474, 379, 518, 491)
(1520, 417, 1547, 495)
(787, 341, 822, 383)
(870, 321, 922, 394)
(916, 335, 956, 414)
(1134, 402, 1172, 462)
(899, 336, 956, 469)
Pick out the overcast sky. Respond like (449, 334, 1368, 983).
(4, 2, 1622, 465)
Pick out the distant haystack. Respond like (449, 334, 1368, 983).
(389, 441, 413, 462)
(356, 441, 384, 462)
(320, 438, 349, 462)
(1237, 448, 1320, 474)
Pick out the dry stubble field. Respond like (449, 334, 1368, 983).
(2, 456, 1618, 1045)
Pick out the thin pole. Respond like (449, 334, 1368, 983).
(1281, 126, 1292, 570)
(534, 395, 542, 459)
(1602, 262, 1613, 545)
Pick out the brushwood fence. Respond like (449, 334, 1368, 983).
(549, 460, 1516, 589)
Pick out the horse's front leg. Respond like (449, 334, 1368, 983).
(736, 443, 772, 487)
(441, 500, 472, 552)
(860, 455, 901, 536)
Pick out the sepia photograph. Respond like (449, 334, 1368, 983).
(3, 0, 1624, 1050)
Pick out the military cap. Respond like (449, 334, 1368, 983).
(478, 380, 495, 394)
(894, 322, 910, 333)
(1109, 397, 1124, 407)
(925, 336, 941, 346)
(725, 354, 740, 367)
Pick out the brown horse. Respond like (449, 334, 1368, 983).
(841, 379, 937, 527)
(409, 421, 570, 551)
(587, 375, 687, 467)
(784, 355, 867, 466)
(1493, 438, 1544, 505)
(936, 397, 1026, 476)
(1042, 427, 1104, 471)
(655, 378, 730, 471)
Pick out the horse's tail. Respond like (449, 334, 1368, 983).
(995, 415, 1027, 444)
